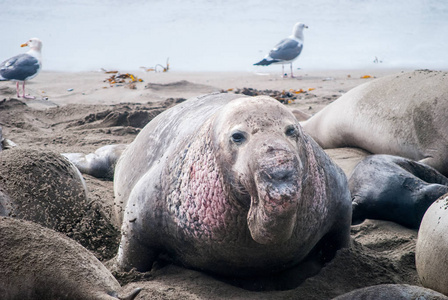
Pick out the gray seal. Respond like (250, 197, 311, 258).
(302, 70, 448, 176)
(0, 217, 141, 300)
(113, 93, 351, 280)
(349, 154, 448, 228)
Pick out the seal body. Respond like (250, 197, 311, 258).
(333, 284, 448, 300)
(63, 144, 127, 180)
(416, 194, 448, 295)
(0, 149, 119, 259)
(0, 149, 88, 231)
(114, 93, 351, 277)
(302, 70, 448, 176)
(0, 217, 141, 300)
(349, 154, 448, 228)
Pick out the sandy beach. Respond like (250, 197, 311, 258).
(0, 68, 425, 299)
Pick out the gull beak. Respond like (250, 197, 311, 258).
(304, 25, 309, 29)
(20, 42, 28, 48)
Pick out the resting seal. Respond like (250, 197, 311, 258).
(114, 93, 351, 281)
(0, 217, 141, 300)
(416, 194, 448, 295)
(0, 149, 88, 230)
(0, 148, 119, 258)
(0, 126, 16, 151)
(349, 154, 448, 228)
(302, 70, 448, 176)
(63, 144, 127, 180)
(333, 284, 448, 300)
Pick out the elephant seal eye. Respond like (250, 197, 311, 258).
(231, 132, 246, 144)
(285, 126, 297, 137)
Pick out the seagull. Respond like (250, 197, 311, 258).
(0, 38, 42, 99)
(254, 23, 308, 78)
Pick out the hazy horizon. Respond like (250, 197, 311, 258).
(1, 0, 447, 72)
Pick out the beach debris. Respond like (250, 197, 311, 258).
(221, 87, 316, 104)
(290, 88, 305, 94)
(100, 68, 119, 74)
(104, 73, 143, 87)
(323, 77, 334, 81)
(67, 88, 74, 92)
(361, 75, 372, 79)
(140, 58, 170, 73)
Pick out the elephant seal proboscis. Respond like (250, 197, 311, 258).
(349, 154, 448, 228)
(113, 93, 351, 287)
(0, 217, 141, 300)
(332, 284, 448, 300)
(416, 194, 448, 296)
(302, 70, 448, 176)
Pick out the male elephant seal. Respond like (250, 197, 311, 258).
(349, 154, 448, 228)
(114, 93, 351, 279)
(0, 217, 141, 300)
(332, 284, 448, 300)
(302, 70, 448, 176)
(416, 194, 448, 296)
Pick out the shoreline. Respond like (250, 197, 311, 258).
(1, 68, 412, 108)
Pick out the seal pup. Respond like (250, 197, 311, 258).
(349, 154, 448, 228)
(63, 144, 127, 180)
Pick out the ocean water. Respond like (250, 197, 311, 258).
(0, 0, 447, 72)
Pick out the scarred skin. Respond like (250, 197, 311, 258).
(114, 93, 351, 277)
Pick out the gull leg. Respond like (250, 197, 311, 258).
(22, 82, 35, 99)
(16, 82, 21, 98)
(290, 63, 295, 78)
(282, 64, 287, 78)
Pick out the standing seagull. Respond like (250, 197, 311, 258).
(254, 23, 308, 78)
(0, 38, 42, 99)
